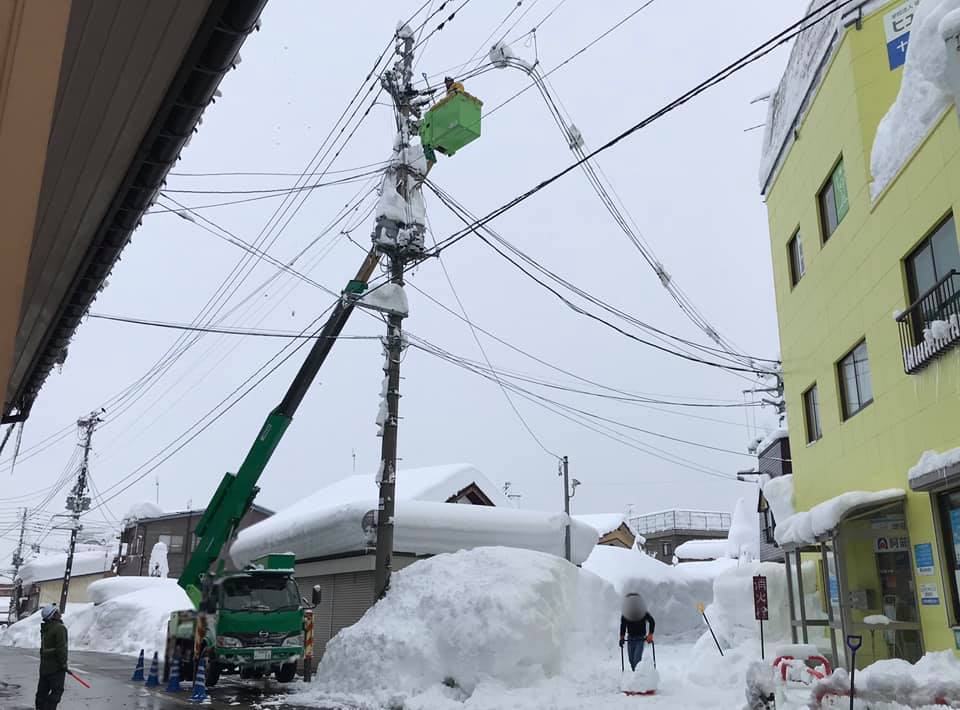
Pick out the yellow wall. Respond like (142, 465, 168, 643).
(765, 1, 960, 655)
(35, 573, 107, 608)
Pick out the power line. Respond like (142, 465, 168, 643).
(86, 312, 380, 340)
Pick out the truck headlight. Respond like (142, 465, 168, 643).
(217, 635, 242, 648)
(282, 634, 303, 647)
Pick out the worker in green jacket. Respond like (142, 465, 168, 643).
(36, 604, 68, 710)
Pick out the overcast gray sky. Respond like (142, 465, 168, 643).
(1, 0, 807, 567)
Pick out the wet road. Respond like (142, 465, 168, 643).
(0, 648, 327, 709)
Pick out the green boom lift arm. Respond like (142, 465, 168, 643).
(178, 249, 379, 607)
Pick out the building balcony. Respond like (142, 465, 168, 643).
(896, 271, 960, 374)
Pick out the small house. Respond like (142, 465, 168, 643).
(17, 545, 114, 614)
(574, 513, 636, 548)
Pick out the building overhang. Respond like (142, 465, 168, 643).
(778, 490, 906, 551)
(2, 0, 267, 424)
(909, 460, 960, 493)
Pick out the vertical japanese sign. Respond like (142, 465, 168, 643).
(884, 0, 919, 70)
(753, 575, 769, 620)
(753, 575, 768, 660)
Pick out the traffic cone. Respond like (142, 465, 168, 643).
(190, 657, 208, 703)
(145, 651, 160, 687)
(131, 649, 145, 681)
(165, 649, 182, 692)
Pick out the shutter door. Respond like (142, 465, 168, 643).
(328, 571, 375, 654)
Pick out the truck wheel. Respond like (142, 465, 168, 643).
(275, 662, 297, 683)
(207, 661, 221, 687)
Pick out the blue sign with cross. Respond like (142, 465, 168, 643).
(883, 1, 918, 71)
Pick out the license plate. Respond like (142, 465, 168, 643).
(253, 649, 272, 660)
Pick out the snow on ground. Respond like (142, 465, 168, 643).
(284, 546, 757, 710)
(814, 650, 960, 707)
(775, 489, 905, 546)
(0, 581, 191, 656)
(871, 0, 960, 198)
(17, 547, 114, 585)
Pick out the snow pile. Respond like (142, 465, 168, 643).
(697, 561, 821, 653)
(299, 547, 617, 707)
(763, 474, 795, 523)
(0, 583, 191, 656)
(620, 655, 658, 694)
(358, 283, 409, 317)
(675, 538, 729, 560)
(148, 541, 169, 578)
(728, 496, 761, 560)
(573, 512, 626, 538)
(121, 501, 163, 527)
(909, 445, 960, 481)
(813, 651, 960, 707)
(871, 0, 960, 198)
(18, 547, 114, 585)
(584, 545, 736, 638)
(774, 489, 905, 545)
(87, 576, 180, 605)
(903, 315, 960, 370)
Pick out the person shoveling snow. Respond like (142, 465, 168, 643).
(619, 591, 658, 695)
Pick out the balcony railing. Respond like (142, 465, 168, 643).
(896, 270, 960, 374)
(629, 510, 731, 536)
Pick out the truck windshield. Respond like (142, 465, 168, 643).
(221, 576, 300, 612)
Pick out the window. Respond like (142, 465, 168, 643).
(905, 217, 960, 335)
(158, 534, 184, 553)
(788, 230, 805, 286)
(662, 542, 672, 558)
(818, 158, 849, 241)
(762, 506, 776, 544)
(937, 490, 960, 623)
(803, 384, 822, 442)
(838, 340, 873, 419)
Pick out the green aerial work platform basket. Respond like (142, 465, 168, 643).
(420, 90, 482, 157)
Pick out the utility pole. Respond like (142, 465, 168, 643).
(558, 456, 581, 563)
(60, 410, 102, 611)
(372, 23, 428, 601)
(9, 508, 27, 622)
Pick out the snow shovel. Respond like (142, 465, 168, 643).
(650, 639, 656, 669)
(68, 671, 90, 689)
(620, 643, 625, 673)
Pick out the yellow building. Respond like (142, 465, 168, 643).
(761, 0, 960, 668)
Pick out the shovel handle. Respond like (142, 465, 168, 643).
(68, 671, 91, 689)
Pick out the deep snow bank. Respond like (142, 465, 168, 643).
(583, 545, 736, 638)
(87, 576, 181, 604)
(0, 583, 191, 656)
(301, 547, 617, 707)
(814, 650, 960, 707)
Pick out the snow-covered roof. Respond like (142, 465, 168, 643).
(759, 1, 890, 194)
(573, 513, 627, 537)
(755, 427, 788, 455)
(674, 539, 729, 561)
(296, 463, 510, 509)
(871, 0, 960, 198)
(774, 489, 905, 546)
(122, 501, 164, 525)
(18, 548, 114, 585)
(909, 446, 960, 489)
(231, 499, 597, 566)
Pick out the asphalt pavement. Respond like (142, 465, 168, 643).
(0, 647, 328, 709)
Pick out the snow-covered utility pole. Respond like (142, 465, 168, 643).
(60, 410, 102, 611)
(372, 23, 428, 601)
(9, 508, 27, 622)
(558, 457, 580, 562)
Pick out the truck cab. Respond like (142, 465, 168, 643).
(166, 553, 308, 685)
